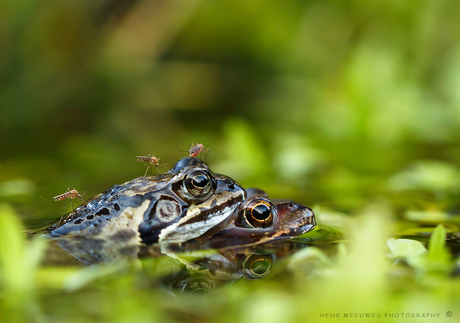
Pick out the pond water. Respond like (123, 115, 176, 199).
(2, 212, 454, 323)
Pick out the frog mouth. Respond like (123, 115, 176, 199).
(158, 196, 243, 243)
(296, 212, 316, 232)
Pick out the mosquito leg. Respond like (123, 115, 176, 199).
(155, 165, 163, 175)
(203, 148, 210, 162)
(78, 195, 86, 206)
(144, 165, 150, 177)
(57, 200, 67, 227)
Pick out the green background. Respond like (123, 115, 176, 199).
(1, 0, 460, 322)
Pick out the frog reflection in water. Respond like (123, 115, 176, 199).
(45, 236, 311, 295)
(156, 242, 305, 295)
(46, 158, 246, 244)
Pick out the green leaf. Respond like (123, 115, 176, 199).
(429, 225, 445, 256)
(386, 238, 427, 258)
(0, 203, 48, 316)
(405, 224, 452, 276)
(0, 203, 26, 294)
(428, 224, 450, 264)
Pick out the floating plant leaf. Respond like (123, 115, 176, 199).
(387, 238, 427, 258)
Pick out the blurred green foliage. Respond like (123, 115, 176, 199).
(0, 204, 47, 322)
(1, 0, 460, 322)
(3, 0, 460, 221)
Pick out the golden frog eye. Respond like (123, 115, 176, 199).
(183, 170, 212, 198)
(243, 199, 274, 228)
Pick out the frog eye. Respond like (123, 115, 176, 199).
(183, 170, 213, 198)
(241, 254, 273, 279)
(242, 199, 274, 228)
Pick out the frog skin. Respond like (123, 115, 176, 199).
(165, 157, 210, 174)
(184, 188, 316, 249)
(46, 158, 246, 244)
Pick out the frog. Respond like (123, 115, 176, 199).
(46, 158, 246, 244)
(179, 187, 316, 249)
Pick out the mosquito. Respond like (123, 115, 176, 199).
(177, 142, 210, 159)
(43, 188, 86, 227)
(136, 154, 164, 177)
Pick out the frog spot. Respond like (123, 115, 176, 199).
(95, 208, 110, 216)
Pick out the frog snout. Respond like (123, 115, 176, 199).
(226, 179, 246, 197)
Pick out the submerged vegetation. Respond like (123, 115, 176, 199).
(1, 0, 460, 321)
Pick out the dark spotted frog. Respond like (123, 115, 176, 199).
(46, 158, 246, 244)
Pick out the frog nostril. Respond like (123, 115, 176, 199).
(226, 179, 235, 190)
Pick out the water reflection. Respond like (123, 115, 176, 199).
(43, 233, 340, 295)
